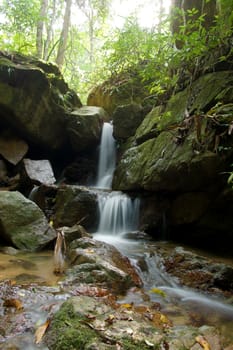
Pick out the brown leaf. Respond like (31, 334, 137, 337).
(3, 298, 23, 310)
(35, 319, 50, 344)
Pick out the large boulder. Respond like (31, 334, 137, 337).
(66, 106, 105, 152)
(66, 236, 142, 291)
(0, 52, 82, 152)
(112, 103, 144, 141)
(113, 71, 233, 192)
(0, 191, 56, 251)
(53, 185, 98, 230)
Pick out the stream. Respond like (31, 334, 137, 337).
(0, 122, 233, 349)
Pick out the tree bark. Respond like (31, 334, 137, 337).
(56, 0, 72, 68)
(44, 0, 57, 60)
(36, 0, 48, 58)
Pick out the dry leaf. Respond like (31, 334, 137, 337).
(3, 298, 23, 310)
(149, 288, 166, 298)
(120, 303, 133, 309)
(35, 319, 50, 344)
(195, 335, 210, 350)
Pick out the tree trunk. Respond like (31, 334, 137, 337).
(56, 0, 72, 68)
(36, 0, 48, 58)
(44, 0, 57, 60)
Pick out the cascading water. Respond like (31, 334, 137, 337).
(94, 121, 140, 243)
(97, 191, 140, 235)
(96, 122, 116, 189)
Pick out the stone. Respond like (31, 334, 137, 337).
(0, 52, 82, 152)
(0, 131, 28, 165)
(0, 191, 56, 251)
(53, 185, 98, 230)
(66, 106, 106, 152)
(112, 103, 143, 140)
(22, 159, 56, 185)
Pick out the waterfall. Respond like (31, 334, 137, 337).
(96, 122, 116, 189)
(94, 122, 140, 239)
(97, 192, 140, 235)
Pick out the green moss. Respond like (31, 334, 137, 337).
(46, 301, 98, 350)
(121, 338, 159, 350)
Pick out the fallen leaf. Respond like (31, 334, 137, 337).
(120, 303, 133, 309)
(149, 288, 166, 298)
(35, 319, 50, 344)
(195, 335, 210, 350)
(3, 298, 23, 310)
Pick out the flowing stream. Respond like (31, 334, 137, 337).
(1, 122, 233, 348)
(93, 122, 233, 344)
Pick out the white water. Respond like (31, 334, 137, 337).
(93, 119, 233, 343)
(96, 191, 140, 236)
(96, 122, 116, 189)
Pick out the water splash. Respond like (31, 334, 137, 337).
(96, 122, 116, 189)
(96, 191, 140, 236)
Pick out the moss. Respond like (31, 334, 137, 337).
(46, 301, 98, 350)
(121, 338, 159, 350)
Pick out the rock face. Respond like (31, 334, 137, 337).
(113, 71, 233, 192)
(0, 191, 56, 251)
(53, 185, 98, 230)
(111, 70, 233, 250)
(0, 52, 106, 156)
(0, 53, 82, 152)
(22, 159, 56, 185)
(112, 103, 144, 141)
(67, 106, 105, 152)
(66, 236, 142, 292)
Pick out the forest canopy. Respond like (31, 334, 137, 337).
(0, 0, 232, 102)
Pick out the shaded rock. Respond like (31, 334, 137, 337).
(0, 130, 28, 165)
(113, 131, 221, 192)
(112, 103, 143, 141)
(63, 156, 96, 185)
(139, 194, 170, 236)
(0, 159, 7, 183)
(53, 185, 98, 230)
(67, 106, 105, 152)
(113, 71, 233, 193)
(0, 52, 82, 152)
(0, 191, 56, 251)
(66, 237, 142, 291)
(171, 192, 211, 225)
(22, 159, 56, 185)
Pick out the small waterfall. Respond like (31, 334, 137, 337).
(96, 122, 116, 189)
(97, 192, 140, 235)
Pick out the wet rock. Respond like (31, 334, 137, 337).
(112, 103, 144, 141)
(45, 295, 224, 350)
(53, 185, 98, 230)
(161, 246, 233, 294)
(62, 224, 91, 244)
(22, 158, 56, 186)
(66, 237, 142, 292)
(0, 191, 56, 251)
